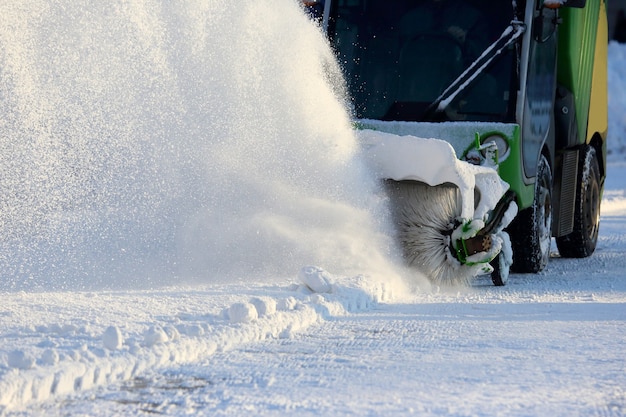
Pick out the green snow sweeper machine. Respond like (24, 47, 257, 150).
(309, 0, 608, 285)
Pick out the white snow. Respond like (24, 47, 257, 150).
(227, 303, 259, 324)
(249, 297, 278, 318)
(1, 1, 626, 416)
(359, 130, 510, 222)
(143, 326, 171, 347)
(102, 326, 124, 351)
(298, 266, 334, 293)
(6, 352, 35, 371)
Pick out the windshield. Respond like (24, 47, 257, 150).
(328, 0, 518, 122)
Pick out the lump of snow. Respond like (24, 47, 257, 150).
(179, 324, 205, 337)
(249, 297, 277, 317)
(37, 323, 79, 335)
(277, 297, 298, 311)
(103, 326, 124, 350)
(40, 349, 59, 366)
(298, 266, 333, 293)
(228, 302, 258, 324)
(143, 326, 169, 347)
(163, 325, 180, 342)
(8, 350, 36, 370)
(36, 339, 57, 348)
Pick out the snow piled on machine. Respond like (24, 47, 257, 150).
(359, 130, 510, 222)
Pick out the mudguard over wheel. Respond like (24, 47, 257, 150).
(556, 146, 601, 258)
(509, 155, 553, 273)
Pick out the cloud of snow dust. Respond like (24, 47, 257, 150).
(0, 0, 417, 292)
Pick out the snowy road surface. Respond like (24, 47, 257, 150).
(1, 164, 625, 416)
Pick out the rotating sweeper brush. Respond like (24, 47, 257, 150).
(386, 180, 516, 286)
(386, 181, 468, 285)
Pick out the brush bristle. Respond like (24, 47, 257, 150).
(386, 181, 475, 286)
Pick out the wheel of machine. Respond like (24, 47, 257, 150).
(509, 154, 553, 273)
(556, 146, 601, 258)
(491, 253, 509, 286)
(491, 232, 512, 286)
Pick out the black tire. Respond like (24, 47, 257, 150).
(491, 253, 509, 286)
(556, 146, 601, 258)
(509, 155, 553, 273)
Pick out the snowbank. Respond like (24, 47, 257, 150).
(0, 268, 397, 410)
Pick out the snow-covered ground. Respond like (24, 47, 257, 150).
(1, 2, 626, 416)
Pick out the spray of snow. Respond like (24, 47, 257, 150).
(0, 1, 413, 292)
